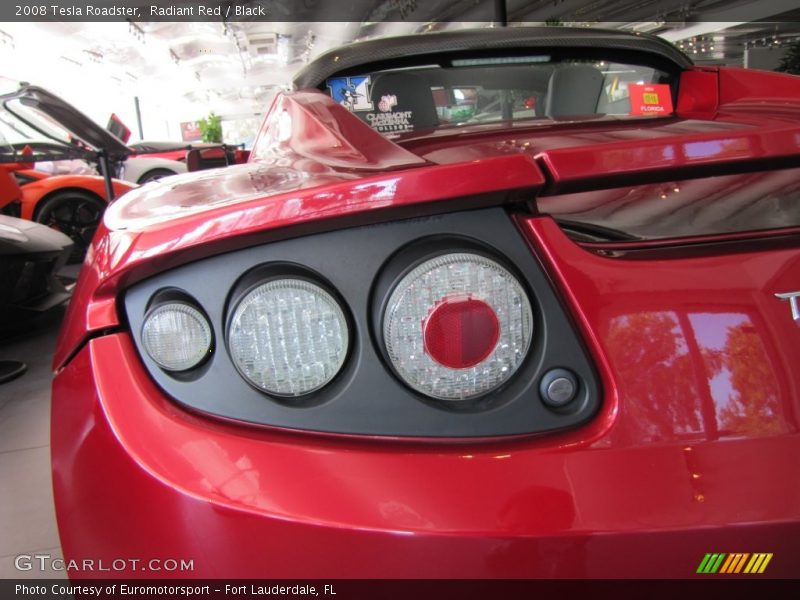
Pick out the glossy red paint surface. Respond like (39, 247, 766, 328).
(402, 116, 748, 166)
(675, 68, 719, 119)
(250, 91, 428, 171)
(410, 109, 800, 193)
(51, 216, 800, 576)
(518, 217, 799, 444)
(717, 66, 800, 110)
(535, 121, 800, 193)
(52, 59, 800, 578)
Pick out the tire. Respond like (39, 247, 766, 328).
(35, 191, 106, 263)
(137, 169, 176, 184)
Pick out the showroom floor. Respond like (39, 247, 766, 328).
(0, 305, 66, 579)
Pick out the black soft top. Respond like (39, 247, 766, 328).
(293, 26, 693, 90)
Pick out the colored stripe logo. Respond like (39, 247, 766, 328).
(697, 553, 773, 574)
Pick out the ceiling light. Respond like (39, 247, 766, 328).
(82, 49, 103, 64)
(629, 21, 665, 33)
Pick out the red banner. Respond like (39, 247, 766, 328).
(180, 121, 203, 142)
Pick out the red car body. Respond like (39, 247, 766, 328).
(51, 29, 800, 578)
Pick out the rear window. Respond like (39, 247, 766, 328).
(326, 56, 671, 137)
(537, 168, 800, 242)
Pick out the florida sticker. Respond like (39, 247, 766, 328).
(628, 83, 673, 116)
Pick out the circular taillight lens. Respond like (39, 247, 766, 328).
(142, 302, 213, 371)
(383, 253, 533, 400)
(228, 279, 349, 397)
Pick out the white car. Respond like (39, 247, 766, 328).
(120, 155, 187, 184)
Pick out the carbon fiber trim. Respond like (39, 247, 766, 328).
(293, 27, 692, 90)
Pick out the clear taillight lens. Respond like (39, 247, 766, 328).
(228, 279, 349, 397)
(142, 302, 213, 371)
(383, 253, 533, 400)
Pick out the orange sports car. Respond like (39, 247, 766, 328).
(1, 165, 133, 261)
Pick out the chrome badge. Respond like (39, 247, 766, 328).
(775, 291, 800, 323)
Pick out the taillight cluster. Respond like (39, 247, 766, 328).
(141, 251, 533, 403)
(128, 207, 600, 438)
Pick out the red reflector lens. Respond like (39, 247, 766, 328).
(423, 296, 500, 369)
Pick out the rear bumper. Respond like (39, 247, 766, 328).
(51, 333, 800, 578)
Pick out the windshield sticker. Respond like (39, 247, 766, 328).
(378, 94, 397, 112)
(627, 83, 673, 116)
(365, 111, 414, 134)
(364, 92, 413, 134)
(327, 76, 374, 112)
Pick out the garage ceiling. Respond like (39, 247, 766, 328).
(0, 0, 798, 139)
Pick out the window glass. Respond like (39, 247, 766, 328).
(326, 58, 670, 137)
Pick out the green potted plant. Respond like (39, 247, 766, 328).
(776, 40, 800, 75)
(198, 112, 223, 143)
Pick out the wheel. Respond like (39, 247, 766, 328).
(137, 169, 176, 184)
(35, 191, 106, 263)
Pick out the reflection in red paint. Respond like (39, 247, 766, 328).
(607, 309, 793, 443)
(692, 314, 789, 437)
(607, 311, 705, 442)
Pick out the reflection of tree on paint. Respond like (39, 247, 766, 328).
(607, 312, 704, 442)
(607, 310, 789, 442)
(714, 323, 787, 437)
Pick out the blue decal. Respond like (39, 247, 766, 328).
(326, 76, 374, 111)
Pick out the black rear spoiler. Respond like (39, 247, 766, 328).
(293, 26, 692, 89)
